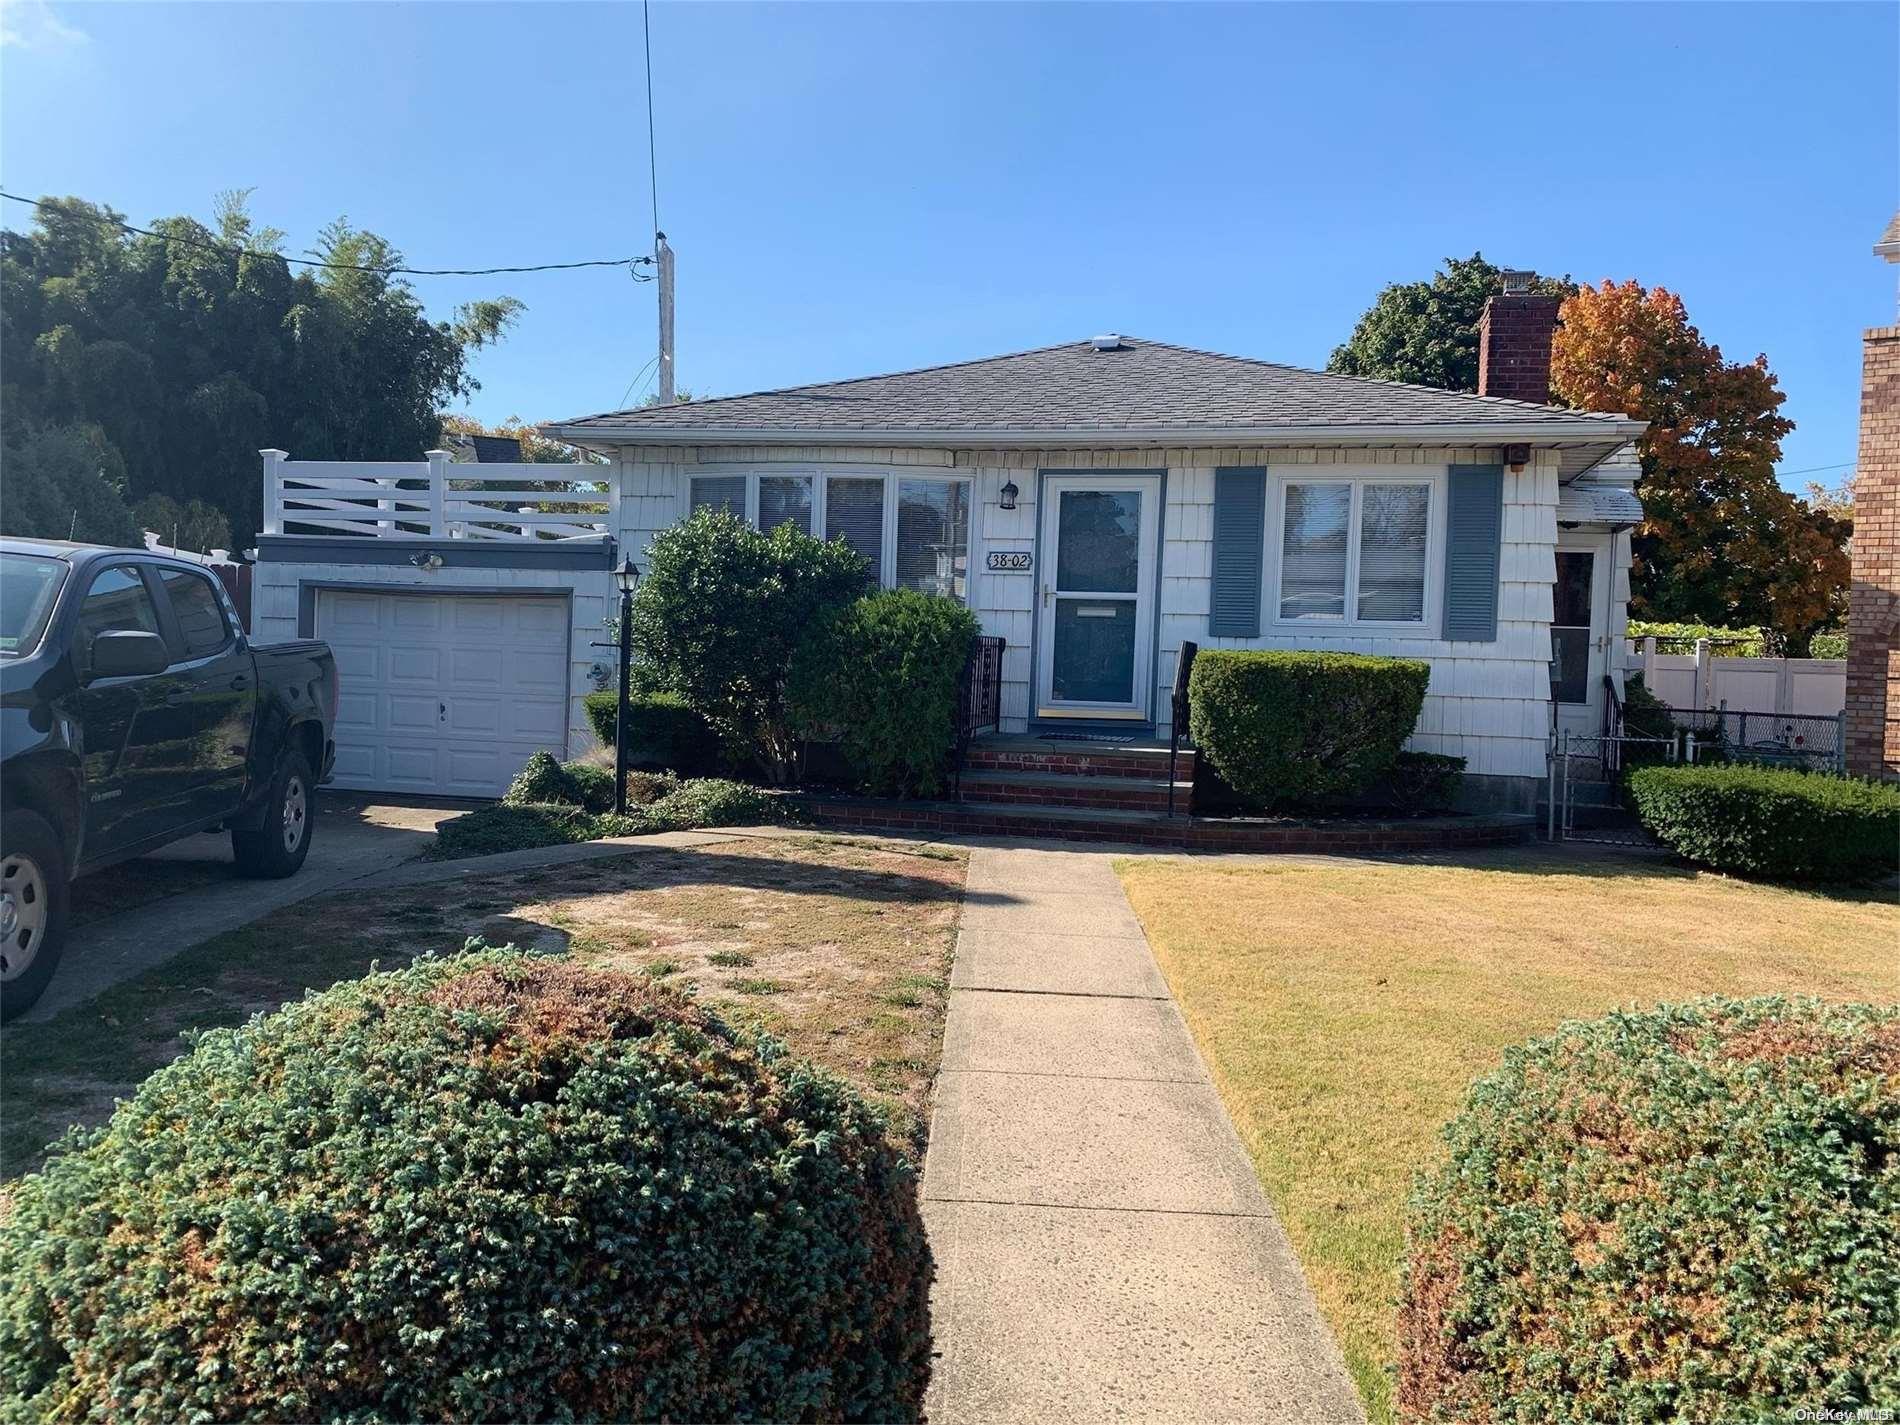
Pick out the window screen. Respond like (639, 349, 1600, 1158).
(895, 480, 968, 600)
(689, 475, 746, 519)
(1279, 484, 1350, 620)
(1355, 484, 1429, 622)
(160, 568, 231, 656)
(825, 478, 885, 583)
(758, 475, 813, 535)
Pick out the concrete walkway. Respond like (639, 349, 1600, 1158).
(924, 844, 1364, 1424)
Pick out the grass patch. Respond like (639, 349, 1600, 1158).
(1113, 848, 1899, 1424)
(5, 836, 967, 1176)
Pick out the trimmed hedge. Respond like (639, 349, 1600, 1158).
(1401, 997, 1900, 1421)
(1187, 650, 1430, 807)
(433, 800, 642, 858)
(1627, 763, 1900, 881)
(790, 589, 981, 797)
(0, 951, 934, 1421)
(584, 690, 725, 777)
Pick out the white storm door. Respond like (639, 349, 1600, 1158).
(1034, 475, 1161, 720)
(320, 590, 570, 795)
(1552, 532, 1610, 738)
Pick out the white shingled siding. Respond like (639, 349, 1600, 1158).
(613, 443, 1596, 784)
(251, 560, 613, 759)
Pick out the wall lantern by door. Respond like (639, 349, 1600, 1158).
(999, 479, 1019, 511)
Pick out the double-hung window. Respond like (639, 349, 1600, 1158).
(1272, 473, 1437, 629)
(685, 469, 971, 602)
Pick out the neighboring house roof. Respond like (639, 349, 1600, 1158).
(1877, 211, 1900, 262)
(543, 336, 1642, 473)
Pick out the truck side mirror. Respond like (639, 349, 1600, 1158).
(87, 630, 171, 680)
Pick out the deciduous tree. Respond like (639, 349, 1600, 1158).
(1550, 281, 1848, 653)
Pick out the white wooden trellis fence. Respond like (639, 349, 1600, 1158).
(261, 449, 614, 542)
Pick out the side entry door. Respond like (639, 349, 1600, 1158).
(153, 566, 255, 820)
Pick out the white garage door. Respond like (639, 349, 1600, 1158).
(320, 590, 570, 796)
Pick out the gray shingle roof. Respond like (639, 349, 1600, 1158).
(546, 336, 1636, 438)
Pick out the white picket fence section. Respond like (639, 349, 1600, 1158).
(261, 450, 613, 541)
(1624, 637, 1846, 719)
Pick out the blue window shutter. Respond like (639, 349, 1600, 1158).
(1443, 463, 1504, 642)
(1209, 467, 1266, 637)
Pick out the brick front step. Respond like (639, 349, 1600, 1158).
(963, 745, 1194, 781)
(957, 770, 1190, 813)
(796, 795, 1535, 853)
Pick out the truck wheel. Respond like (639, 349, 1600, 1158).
(232, 751, 315, 880)
(1, 810, 69, 1024)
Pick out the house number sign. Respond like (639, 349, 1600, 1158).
(986, 551, 1033, 572)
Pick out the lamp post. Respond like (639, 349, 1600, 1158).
(613, 556, 640, 815)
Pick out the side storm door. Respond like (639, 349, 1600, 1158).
(153, 566, 254, 819)
(64, 564, 186, 858)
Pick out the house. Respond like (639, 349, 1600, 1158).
(252, 280, 1645, 810)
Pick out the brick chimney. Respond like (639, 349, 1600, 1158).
(1477, 270, 1561, 404)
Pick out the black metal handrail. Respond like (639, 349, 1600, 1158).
(1167, 641, 1198, 816)
(952, 635, 1005, 800)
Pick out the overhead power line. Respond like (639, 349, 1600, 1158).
(0, 189, 653, 279)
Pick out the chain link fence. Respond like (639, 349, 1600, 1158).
(1544, 732, 1674, 847)
(1663, 707, 1845, 774)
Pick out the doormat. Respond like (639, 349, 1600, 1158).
(1041, 732, 1136, 744)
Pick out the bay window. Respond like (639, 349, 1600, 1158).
(685, 469, 971, 602)
(1274, 474, 1437, 628)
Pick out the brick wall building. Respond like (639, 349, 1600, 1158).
(1846, 322, 1899, 779)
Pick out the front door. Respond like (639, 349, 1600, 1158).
(1035, 474, 1160, 721)
(1552, 533, 1610, 738)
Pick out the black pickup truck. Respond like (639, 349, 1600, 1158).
(1, 539, 337, 1020)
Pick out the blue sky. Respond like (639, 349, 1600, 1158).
(4, 0, 1892, 490)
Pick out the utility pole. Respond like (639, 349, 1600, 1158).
(656, 232, 676, 405)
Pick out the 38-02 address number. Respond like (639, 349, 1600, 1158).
(986, 551, 1033, 572)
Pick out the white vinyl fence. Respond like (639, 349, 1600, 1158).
(1625, 637, 1845, 719)
(261, 450, 613, 541)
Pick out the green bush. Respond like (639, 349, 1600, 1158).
(790, 589, 981, 797)
(649, 778, 779, 830)
(1381, 751, 1466, 811)
(1401, 997, 1900, 1422)
(1187, 650, 1430, 808)
(501, 749, 581, 807)
(629, 508, 870, 779)
(561, 759, 618, 811)
(1809, 629, 1848, 659)
(0, 950, 933, 1421)
(584, 690, 725, 777)
(1626, 763, 1899, 881)
(1627, 620, 1767, 656)
(623, 768, 682, 806)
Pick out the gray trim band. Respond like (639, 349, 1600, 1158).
(257, 534, 616, 571)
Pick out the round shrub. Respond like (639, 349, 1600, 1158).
(1187, 650, 1430, 808)
(0, 951, 933, 1422)
(1401, 997, 1900, 1423)
(1627, 762, 1900, 881)
(790, 589, 982, 797)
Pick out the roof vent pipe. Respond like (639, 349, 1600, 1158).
(1090, 333, 1123, 351)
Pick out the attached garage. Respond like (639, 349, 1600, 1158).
(321, 590, 572, 796)
(250, 531, 617, 800)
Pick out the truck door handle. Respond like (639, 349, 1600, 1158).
(230, 674, 250, 690)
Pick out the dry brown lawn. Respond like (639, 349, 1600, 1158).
(3, 832, 965, 1177)
(1114, 846, 1899, 1424)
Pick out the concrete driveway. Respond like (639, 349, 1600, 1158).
(24, 793, 472, 1022)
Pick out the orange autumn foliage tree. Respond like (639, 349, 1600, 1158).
(1550, 281, 1849, 654)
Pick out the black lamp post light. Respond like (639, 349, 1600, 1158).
(613, 556, 640, 815)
